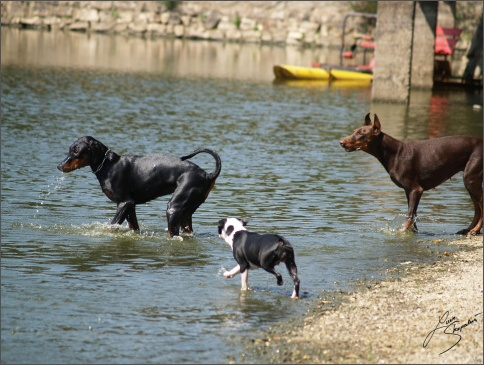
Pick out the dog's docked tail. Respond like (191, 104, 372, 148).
(181, 148, 222, 181)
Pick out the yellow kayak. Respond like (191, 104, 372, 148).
(273, 64, 330, 80)
(274, 78, 372, 89)
(273, 64, 373, 81)
(330, 79, 373, 88)
(329, 67, 373, 81)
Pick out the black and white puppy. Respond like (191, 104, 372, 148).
(218, 218, 300, 298)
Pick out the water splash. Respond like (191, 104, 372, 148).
(383, 213, 418, 234)
(35, 175, 66, 215)
(217, 266, 228, 277)
(14, 221, 164, 240)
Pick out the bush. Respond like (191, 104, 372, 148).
(163, 1, 179, 12)
(349, 1, 377, 14)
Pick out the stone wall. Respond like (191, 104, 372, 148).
(0, 1, 377, 48)
(1, 1, 481, 50)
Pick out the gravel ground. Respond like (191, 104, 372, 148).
(239, 235, 483, 364)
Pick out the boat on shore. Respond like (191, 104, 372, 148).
(273, 78, 372, 89)
(273, 12, 376, 82)
(273, 63, 373, 81)
(273, 64, 331, 80)
(328, 64, 373, 81)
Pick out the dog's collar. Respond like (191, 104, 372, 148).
(93, 149, 111, 174)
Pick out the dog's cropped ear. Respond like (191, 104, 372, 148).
(239, 218, 249, 227)
(87, 137, 104, 155)
(217, 219, 227, 235)
(364, 113, 372, 126)
(372, 114, 381, 135)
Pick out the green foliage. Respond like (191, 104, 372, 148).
(349, 1, 377, 14)
(234, 15, 241, 29)
(163, 1, 179, 12)
(111, 7, 120, 19)
(455, 2, 483, 40)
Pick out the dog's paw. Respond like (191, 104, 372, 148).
(180, 229, 194, 237)
(223, 271, 233, 278)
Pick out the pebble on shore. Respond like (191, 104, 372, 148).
(241, 235, 483, 364)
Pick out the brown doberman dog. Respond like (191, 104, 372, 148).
(340, 113, 483, 235)
(58, 136, 221, 237)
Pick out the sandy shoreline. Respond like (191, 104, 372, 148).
(240, 235, 483, 364)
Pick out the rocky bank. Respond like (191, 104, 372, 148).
(240, 235, 483, 364)
(1, 1, 482, 50)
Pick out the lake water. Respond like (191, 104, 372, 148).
(1, 27, 482, 364)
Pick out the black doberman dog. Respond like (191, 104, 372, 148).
(340, 113, 483, 235)
(57, 136, 221, 237)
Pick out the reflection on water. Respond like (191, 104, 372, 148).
(1, 27, 342, 81)
(1, 27, 482, 364)
(372, 88, 483, 141)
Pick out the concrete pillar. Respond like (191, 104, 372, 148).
(437, 1, 457, 28)
(463, 14, 483, 83)
(372, 2, 415, 103)
(411, 2, 438, 89)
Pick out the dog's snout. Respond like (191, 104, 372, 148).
(339, 138, 346, 147)
(57, 155, 70, 172)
